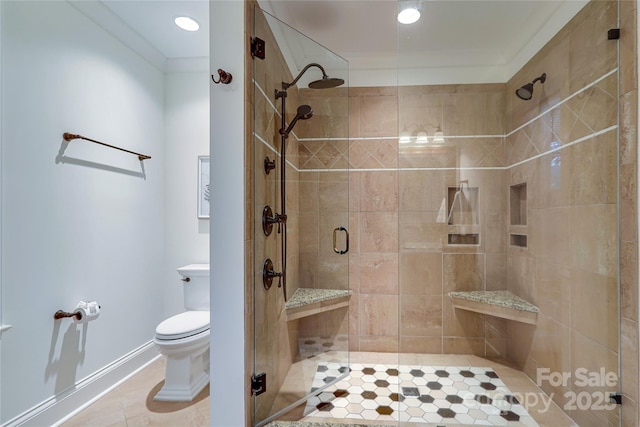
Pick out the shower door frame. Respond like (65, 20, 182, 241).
(251, 6, 351, 426)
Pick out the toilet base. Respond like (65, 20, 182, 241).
(154, 333, 210, 401)
(154, 370, 209, 402)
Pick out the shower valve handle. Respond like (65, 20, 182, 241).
(275, 214, 287, 233)
(262, 258, 283, 290)
(271, 213, 287, 233)
(262, 206, 287, 236)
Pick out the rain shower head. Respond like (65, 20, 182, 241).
(309, 76, 345, 89)
(515, 73, 546, 100)
(282, 63, 345, 90)
(280, 105, 313, 138)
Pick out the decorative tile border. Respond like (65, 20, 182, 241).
(253, 70, 618, 173)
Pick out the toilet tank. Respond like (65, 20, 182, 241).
(177, 264, 210, 311)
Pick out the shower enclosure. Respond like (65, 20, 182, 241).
(252, 7, 350, 425)
(253, 0, 624, 426)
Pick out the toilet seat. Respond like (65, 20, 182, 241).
(155, 311, 209, 340)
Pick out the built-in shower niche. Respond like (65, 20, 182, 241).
(509, 183, 528, 248)
(447, 185, 479, 225)
(447, 184, 480, 245)
(509, 183, 527, 225)
(448, 233, 480, 245)
(510, 234, 527, 248)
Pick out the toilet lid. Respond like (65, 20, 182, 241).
(155, 311, 210, 340)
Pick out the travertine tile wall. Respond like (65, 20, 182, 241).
(504, 1, 635, 426)
(249, 4, 304, 423)
(294, 90, 351, 343)
(398, 85, 508, 357)
(297, 84, 509, 356)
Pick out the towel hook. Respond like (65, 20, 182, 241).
(211, 69, 232, 84)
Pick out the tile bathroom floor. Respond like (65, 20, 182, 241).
(61, 357, 210, 427)
(63, 352, 576, 427)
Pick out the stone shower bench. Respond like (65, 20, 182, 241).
(448, 290, 539, 325)
(285, 288, 352, 321)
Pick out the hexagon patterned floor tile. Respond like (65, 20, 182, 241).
(304, 363, 539, 426)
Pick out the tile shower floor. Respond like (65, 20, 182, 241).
(277, 352, 576, 427)
(62, 352, 575, 427)
(303, 362, 536, 425)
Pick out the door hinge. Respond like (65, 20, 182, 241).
(610, 392, 622, 405)
(251, 37, 266, 60)
(608, 28, 620, 40)
(252, 372, 267, 396)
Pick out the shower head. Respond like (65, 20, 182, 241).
(295, 104, 314, 120)
(516, 83, 536, 101)
(309, 76, 345, 89)
(280, 104, 313, 138)
(515, 73, 546, 100)
(282, 63, 345, 90)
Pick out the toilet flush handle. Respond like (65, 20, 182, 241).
(181, 277, 191, 283)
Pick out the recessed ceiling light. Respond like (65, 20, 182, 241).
(398, 7, 421, 25)
(175, 16, 199, 32)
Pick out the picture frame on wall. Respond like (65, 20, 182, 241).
(198, 155, 210, 219)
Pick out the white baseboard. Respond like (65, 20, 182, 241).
(2, 341, 160, 427)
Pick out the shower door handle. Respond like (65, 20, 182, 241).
(333, 227, 349, 254)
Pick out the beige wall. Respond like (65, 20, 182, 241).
(504, 2, 632, 426)
(345, 85, 509, 355)
(295, 84, 509, 355)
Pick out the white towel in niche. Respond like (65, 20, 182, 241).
(436, 198, 447, 223)
(447, 187, 478, 225)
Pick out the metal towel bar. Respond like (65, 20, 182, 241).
(63, 132, 151, 161)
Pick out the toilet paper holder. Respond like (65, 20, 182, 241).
(54, 310, 82, 321)
(54, 301, 101, 322)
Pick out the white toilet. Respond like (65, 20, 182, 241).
(153, 264, 210, 401)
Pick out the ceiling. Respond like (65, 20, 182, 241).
(69, 0, 210, 72)
(257, 0, 588, 85)
(76, 0, 588, 85)
(102, 0, 209, 59)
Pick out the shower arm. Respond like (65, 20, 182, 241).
(530, 74, 545, 85)
(282, 63, 327, 90)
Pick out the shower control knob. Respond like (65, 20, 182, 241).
(264, 157, 276, 175)
(262, 258, 282, 291)
(262, 206, 287, 236)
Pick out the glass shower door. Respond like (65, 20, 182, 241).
(252, 7, 350, 426)
(395, 0, 622, 426)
